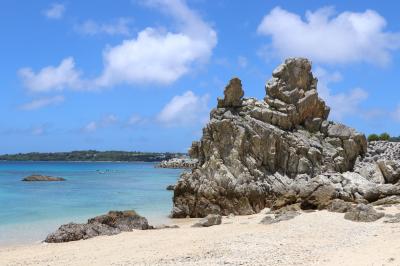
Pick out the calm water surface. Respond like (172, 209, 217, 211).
(0, 161, 182, 245)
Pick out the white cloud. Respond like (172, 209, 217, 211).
(19, 57, 82, 92)
(82, 114, 119, 133)
(257, 7, 400, 65)
(75, 18, 132, 36)
(43, 3, 65, 19)
(157, 91, 209, 126)
(20, 95, 65, 110)
(95, 0, 217, 87)
(315, 67, 368, 121)
(21, 0, 217, 92)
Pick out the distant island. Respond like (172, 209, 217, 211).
(0, 150, 186, 162)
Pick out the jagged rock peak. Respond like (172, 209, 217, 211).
(217, 77, 244, 108)
(264, 57, 330, 130)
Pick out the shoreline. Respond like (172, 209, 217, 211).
(1, 207, 400, 265)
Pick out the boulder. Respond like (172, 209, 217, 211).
(22, 175, 66, 182)
(192, 214, 222, 227)
(327, 199, 353, 213)
(88, 210, 150, 231)
(260, 211, 300, 225)
(45, 222, 120, 243)
(344, 204, 384, 222)
(45, 210, 149, 243)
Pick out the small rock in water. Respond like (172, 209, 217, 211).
(192, 214, 222, 227)
(22, 175, 66, 182)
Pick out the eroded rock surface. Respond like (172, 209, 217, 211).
(344, 204, 384, 222)
(45, 210, 149, 243)
(172, 58, 400, 218)
(192, 214, 222, 227)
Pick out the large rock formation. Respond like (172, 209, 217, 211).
(172, 58, 400, 218)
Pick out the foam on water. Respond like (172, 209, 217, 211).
(0, 161, 182, 246)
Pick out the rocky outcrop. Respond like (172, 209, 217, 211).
(22, 175, 66, 182)
(354, 141, 400, 184)
(45, 210, 149, 243)
(172, 58, 400, 218)
(157, 158, 198, 169)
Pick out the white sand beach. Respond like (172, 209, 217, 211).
(1, 206, 400, 266)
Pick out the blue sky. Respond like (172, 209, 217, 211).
(1, 0, 400, 153)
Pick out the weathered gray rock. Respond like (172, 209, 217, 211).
(45, 222, 120, 243)
(192, 214, 222, 227)
(45, 210, 149, 243)
(354, 141, 400, 184)
(260, 211, 300, 224)
(327, 199, 353, 213)
(344, 204, 384, 222)
(172, 58, 372, 218)
(371, 196, 400, 206)
(88, 210, 150, 231)
(384, 213, 400, 223)
(22, 175, 66, 182)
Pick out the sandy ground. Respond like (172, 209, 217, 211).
(1, 206, 400, 266)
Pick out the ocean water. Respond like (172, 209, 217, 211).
(0, 161, 183, 246)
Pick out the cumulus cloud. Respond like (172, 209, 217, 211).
(43, 3, 65, 19)
(74, 18, 132, 36)
(21, 0, 217, 92)
(315, 67, 368, 121)
(19, 57, 82, 92)
(95, 0, 217, 87)
(20, 95, 65, 110)
(257, 7, 400, 65)
(157, 91, 209, 126)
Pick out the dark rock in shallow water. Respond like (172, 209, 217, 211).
(192, 214, 222, 227)
(22, 175, 66, 182)
(344, 204, 384, 222)
(45, 210, 149, 243)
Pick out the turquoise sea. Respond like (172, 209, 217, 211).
(0, 161, 183, 246)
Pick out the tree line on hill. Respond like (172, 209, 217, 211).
(0, 150, 186, 162)
(367, 133, 400, 142)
